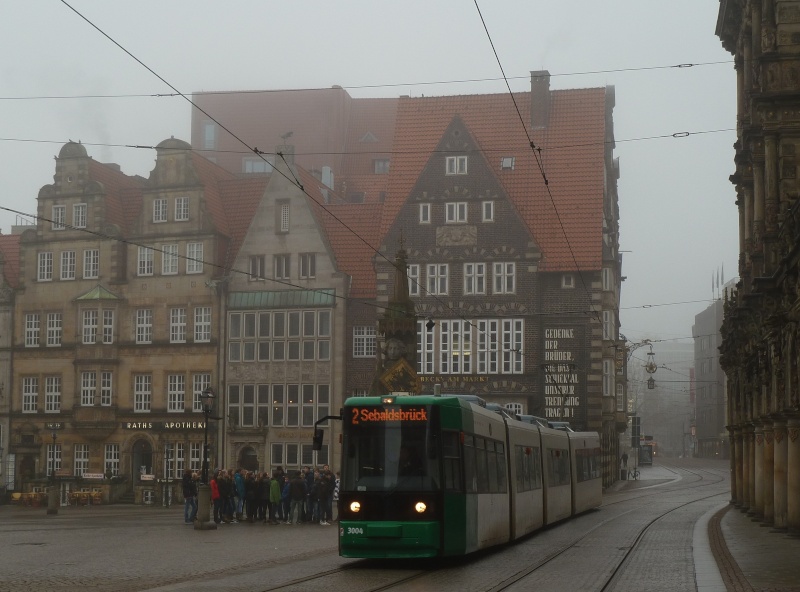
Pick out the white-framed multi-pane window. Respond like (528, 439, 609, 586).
(162, 244, 178, 275)
(192, 373, 211, 412)
(419, 203, 431, 223)
(25, 313, 40, 347)
(137, 246, 154, 276)
(82, 310, 98, 344)
(74, 444, 89, 477)
(153, 198, 167, 223)
(134, 375, 152, 412)
(163, 442, 184, 479)
(105, 444, 120, 476)
(493, 262, 516, 294)
(439, 320, 473, 374)
(464, 263, 486, 295)
(22, 377, 38, 412)
(249, 255, 266, 280)
(194, 307, 211, 342)
(102, 310, 114, 344)
(81, 371, 96, 406)
(186, 242, 203, 274)
(299, 253, 316, 279)
(60, 251, 76, 280)
(278, 201, 290, 233)
(602, 267, 613, 292)
(100, 371, 113, 406)
(445, 155, 468, 175)
(353, 326, 376, 357)
(175, 197, 189, 221)
(52, 205, 66, 230)
(274, 254, 290, 279)
(189, 442, 202, 472)
(83, 249, 99, 279)
(135, 309, 153, 344)
(271, 442, 301, 469)
(46, 313, 62, 347)
(168, 374, 185, 412)
(602, 310, 614, 341)
(501, 319, 524, 374)
(408, 264, 420, 296)
(302, 384, 330, 427)
(482, 201, 494, 222)
(38, 252, 53, 281)
(73, 203, 87, 228)
(228, 309, 330, 363)
(47, 444, 62, 476)
(426, 264, 449, 295)
(45, 376, 60, 412)
(417, 320, 435, 374)
(603, 359, 614, 397)
(616, 383, 625, 412)
(170, 308, 186, 343)
(445, 202, 468, 223)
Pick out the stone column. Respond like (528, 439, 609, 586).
(729, 426, 738, 505)
(773, 419, 788, 530)
(753, 423, 765, 520)
(742, 425, 752, 511)
(194, 484, 217, 531)
(749, 427, 757, 515)
(763, 421, 775, 525)
(734, 427, 744, 506)
(788, 417, 800, 535)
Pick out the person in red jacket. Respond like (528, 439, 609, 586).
(210, 471, 222, 524)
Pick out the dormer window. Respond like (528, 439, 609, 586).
(446, 156, 468, 175)
(373, 159, 390, 174)
(501, 157, 515, 170)
(562, 274, 575, 289)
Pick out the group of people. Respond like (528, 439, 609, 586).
(182, 465, 339, 526)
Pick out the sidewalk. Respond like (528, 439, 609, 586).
(615, 460, 800, 592)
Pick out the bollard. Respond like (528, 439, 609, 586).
(194, 483, 216, 531)
(47, 485, 59, 515)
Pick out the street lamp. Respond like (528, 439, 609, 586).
(44, 422, 62, 515)
(200, 387, 215, 485)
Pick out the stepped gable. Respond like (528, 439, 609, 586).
(0, 234, 21, 288)
(381, 89, 607, 271)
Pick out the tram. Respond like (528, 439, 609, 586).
(333, 393, 602, 558)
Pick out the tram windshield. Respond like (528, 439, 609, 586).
(342, 406, 439, 492)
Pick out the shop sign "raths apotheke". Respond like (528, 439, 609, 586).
(121, 421, 206, 430)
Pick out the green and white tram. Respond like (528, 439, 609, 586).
(335, 394, 601, 559)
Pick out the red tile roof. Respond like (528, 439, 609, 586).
(88, 159, 145, 234)
(382, 90, 608, 272)
(218, 175, 270, 271)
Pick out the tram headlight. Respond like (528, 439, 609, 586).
(414, 501, 427, 513)
(349, 501, 361, 513)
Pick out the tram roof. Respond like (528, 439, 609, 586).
(344, 394, 480, 408)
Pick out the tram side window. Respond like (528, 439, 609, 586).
(475, 437, 490, 493)
(494, 441, 507, 493)
(576, 447, 601, 482)
(442, 431, 462, 491)
(463, 435, 477, 493)
(515, 445, 542, 492)
(547, 448, 571, 487)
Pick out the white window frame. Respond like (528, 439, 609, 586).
(47, 444, 62, 476)
(501, 319, 524, 374)
(45, 376, 60, 413)
(446, 155, 468, 175)
(274, 254, 290, 280)
(439, 320, 472, 374)
(603, 310, 615, 341)
(137, 247, 154, 276)
(602, 267, 613, 292)
(482, 201, 495, 222)
(500, 156, 515, 170)
(162, 244, 178, 275)
(186, 242, 203, 274)
(408, 264, 420, 296)
(168, 374, 185, 412)
(100, 371, 113, 406)
(38, 252, 53, 281)
(493, 262, 516, 294)
(22, 377, 38, 413)
(170, 308, 187, 343)
(249, 255, 266, 280)
(299, 253, 316, 279)
(73, 203, 87, 228)
(562, 274, 575, 289)
(46, 313, 62, 347)
(82, 310, 98, 344)
(136, 309, 153, 344)
(105, 444, 120, 476)
(102, 310, 114, 344)
(60, 251, 76, 280)
(194, 307, 211, 343)
(134, 375, 152, 413)
(153, 198, 167, 223)
(419, 203, 431, 223)
(192, 374, 211, 413)
(426, 263, 449, 295)
(353, 326, 377, 358)
(416, 320, 435, 375)
(603, 359, 613, 397)
(445, 202, 468, 223)
(81, 371, 96, 406)
(477, 319, 499, 374)
(52, 205, 66, 230)
(175, 197, 189, 221)
(25, 313, 40, 347)
(83, 249, 99, 279)
(74, 444, 90, 477)
(464, 262, 486, 295)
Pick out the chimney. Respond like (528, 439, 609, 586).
(321, 166, 334, 190)
(530, 70, 551, 129)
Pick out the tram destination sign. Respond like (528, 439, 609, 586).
(349, 406, 428, 425)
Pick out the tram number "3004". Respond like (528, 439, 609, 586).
(346, 527, 364, 535)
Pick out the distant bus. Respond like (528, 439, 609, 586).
(638, 442, 655, 465)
